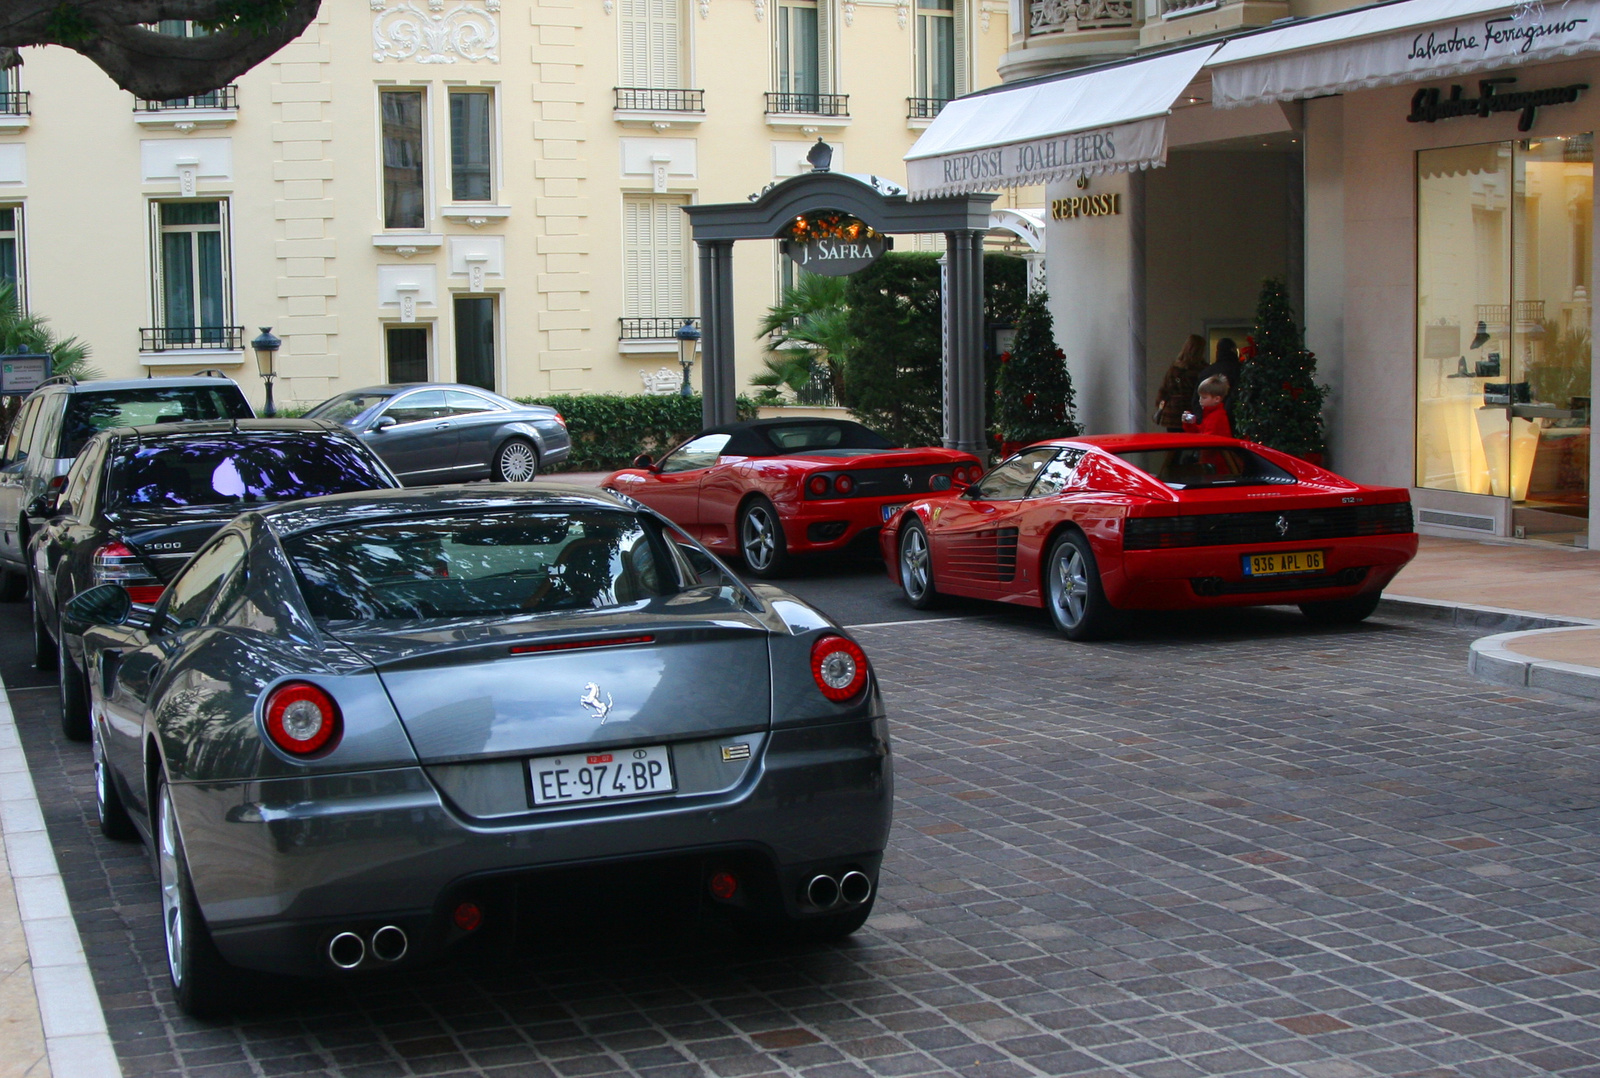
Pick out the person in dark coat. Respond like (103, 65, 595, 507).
(1153, 334, 1207, 432)
(1191, 337, 1242, 418)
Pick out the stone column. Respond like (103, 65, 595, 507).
(943, 230, 987, 455)
(698, 240, 738, 428)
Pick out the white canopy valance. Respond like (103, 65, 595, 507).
(1210, 0, 1600, 109)
(904, 45, 1216, 199)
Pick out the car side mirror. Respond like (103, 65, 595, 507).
(372, 415, 398, 432)
(62, 583, 131, 632)
(632, 452, 653, 469)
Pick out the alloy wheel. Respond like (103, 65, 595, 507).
(496, 441, 538, 483)
(742, 506, 776, 571)
(158, 787, 186, 989)
(1051, 545, 1089, 628)
(93, 725, 108, 821)
(901, 528, 930, 600)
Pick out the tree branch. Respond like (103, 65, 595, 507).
(0, 0, 321, 99)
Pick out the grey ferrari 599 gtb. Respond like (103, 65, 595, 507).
(64, 486, 891, 1015)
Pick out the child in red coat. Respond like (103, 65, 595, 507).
(1182, 375, 1232, 437)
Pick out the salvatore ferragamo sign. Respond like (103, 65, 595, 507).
(1408, 76, 1587, 132)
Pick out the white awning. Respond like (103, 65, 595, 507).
(904, 45, 1216, 199)
(1210, 0, 1600, 109)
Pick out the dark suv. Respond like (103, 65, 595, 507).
(30, 419, 398, 739)
(0, 376, 254, 598)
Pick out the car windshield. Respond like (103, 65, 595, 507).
(61, 386, 251, 457)
(108, 435, 394, 509)
(284, 508, 703, 621)
(1115, 447, 1297, 489)
(304, 391, 394, 424)
(760, 421, 894, 453)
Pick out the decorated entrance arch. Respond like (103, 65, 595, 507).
(683, 150, 998, 454)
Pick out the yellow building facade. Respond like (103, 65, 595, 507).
(0, 0, 1012, 408)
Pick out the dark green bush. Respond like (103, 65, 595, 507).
(841, 252, 1028, 448)
(514, 393, 758, 472)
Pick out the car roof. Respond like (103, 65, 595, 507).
(255, 484, 632, 538)
(105, 418, 344, 441)
(333, 383, 506, 397)
(1036, 433, 1252, 452)
(41, 376, 242, 394)
(704, 417, 872, 434)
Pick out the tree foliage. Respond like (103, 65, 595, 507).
(842, 253, 944, 448)
(993, 290, 1078, 445)
(753, 273, 854, 404)
(1234, 276, 1327, 456)
(0, 0, 320, 99)
(514, 393, 759, 472)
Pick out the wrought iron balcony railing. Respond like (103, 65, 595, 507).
(0, 92, 30, 117)
(614, 87, 705, 112)
(765, 92, 849, 117)
(1029, 0, 1134, 35)
(620, 316, 699, 340)
(141, 326, 244, 351)
(134, 85, 238, 112)
(907, 97, 950, 120)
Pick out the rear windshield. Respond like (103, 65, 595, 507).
(1115, 447, 1297, 489)
(304, 391, 393, 424)
(108, 435, 393, 509)
(284, 509, 714, 621)
(758, 422, 894, 453)
(61, 386, 251, 458)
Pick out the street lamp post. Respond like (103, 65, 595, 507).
(251, 327, 281, 417)
(675, 318, 701, 398)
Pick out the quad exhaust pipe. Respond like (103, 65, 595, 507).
(804, 870, 873, 910)
(327, 925, 408, 969)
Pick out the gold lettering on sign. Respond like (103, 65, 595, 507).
(1050, 193, 1122, 220)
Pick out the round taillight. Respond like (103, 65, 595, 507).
(263, 681, 341, 756)
(835, 474, 855, 495)
(811, 635, 869, 702)
(453, 902, 484, 932)
(808, 475, 830, 496)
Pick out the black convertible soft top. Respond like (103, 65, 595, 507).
(700, 418, 896, 457)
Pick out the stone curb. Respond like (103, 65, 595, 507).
(0, 684, 121, 1078)
(1381, 593, 1600, 634)
(1468, 626, 1600, 701)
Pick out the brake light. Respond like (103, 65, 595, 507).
(808, 475, 831, 497)
(835, 475, 855, 496)
(263, 681, 341, 756)
(810, 635, 869, 702)
(554, 413, 565, 425)
(92, 541, 163, 601)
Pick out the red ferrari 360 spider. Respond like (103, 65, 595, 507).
(880, 433, 1419, 639)
(604, 418, 981, 577)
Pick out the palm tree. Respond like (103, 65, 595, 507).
(0, 283, 99, 436)
(754, 273, 854, 404)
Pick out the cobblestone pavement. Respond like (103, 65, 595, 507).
(15, 602, 1600, 1078)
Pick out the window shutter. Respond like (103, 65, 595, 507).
(149, 201, 165, 328)
(817, 0, 832, 95)
(954, 0, 969, 97)
(624, 196, 688, 319)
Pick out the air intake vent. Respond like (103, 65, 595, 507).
(1417, 509, 1495, 533)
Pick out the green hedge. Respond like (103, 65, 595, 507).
(515, 393, 759, 472)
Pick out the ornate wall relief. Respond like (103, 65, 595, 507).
(372, 0, 501, 64)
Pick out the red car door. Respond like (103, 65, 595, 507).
(637, 433, 730, 536)
(931, 448, 1059, 599)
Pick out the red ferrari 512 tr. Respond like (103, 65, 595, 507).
(880, 433, 1419, 640)
(604, 418, 981, 577)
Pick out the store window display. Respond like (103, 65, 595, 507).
(1416, 136, 1592, 544)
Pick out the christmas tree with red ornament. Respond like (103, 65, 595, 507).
(1235, 276, 1327, 459)
(994, 290, 1079, 450)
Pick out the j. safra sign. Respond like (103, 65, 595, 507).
(780, 211, 891, 277)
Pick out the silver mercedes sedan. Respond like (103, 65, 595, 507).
(66, 487, 890, 1015)
(304, 383, 571, 484)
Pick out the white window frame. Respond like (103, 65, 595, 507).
(446, 85, 498, 205)
(0, 204, 27, 311)
(377, 84, 432, 231)
(914, 0, 969, 104)
(623, 194, 692, 321)
(619, 0, 686, 89)
(149, 199, 233, 333)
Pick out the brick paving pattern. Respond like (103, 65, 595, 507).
(14, 605, 1600, 1077)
